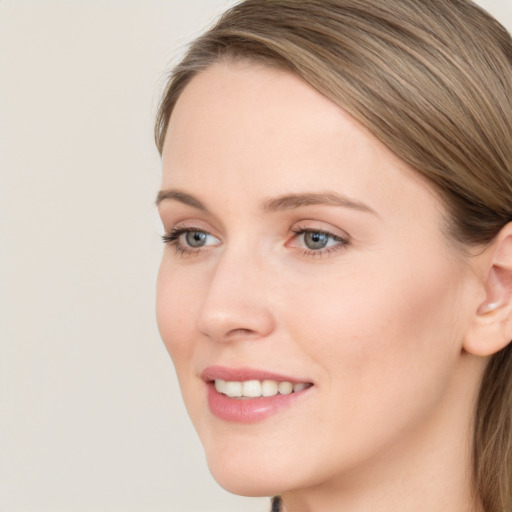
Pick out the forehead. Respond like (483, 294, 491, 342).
(164, 61, 354, 162)
(161, 62, 444, 225)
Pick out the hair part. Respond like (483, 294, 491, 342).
(155, 1, 512, 510)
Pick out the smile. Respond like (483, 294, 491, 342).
(214, 379, 311, 398)
(202, 367, 314, 423)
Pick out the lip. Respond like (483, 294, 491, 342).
(201, 365, 310, 383)
(202, 365, 314, 423)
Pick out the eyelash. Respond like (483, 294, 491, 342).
(161, 226, 349, 258)
(161, 227, 213, 257)
(290, 226, 349, 258)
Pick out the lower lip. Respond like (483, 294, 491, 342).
(206, 383, 311, 423)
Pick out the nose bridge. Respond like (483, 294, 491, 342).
(197, 242, 275, 342)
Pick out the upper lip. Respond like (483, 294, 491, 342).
(201, 365, 312, 384)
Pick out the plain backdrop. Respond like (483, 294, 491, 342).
(1, 1, 511, 511)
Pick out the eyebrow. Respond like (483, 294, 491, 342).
(155, 189, 209, 212)
(263, 192, 377, 215)
(156, 189, 377, 216)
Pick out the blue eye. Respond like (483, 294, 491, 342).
(185, 231, 208, 248)
(303, 231, 330, 250)
(162, 228, 221, 254)
(291, 227, 349, 256)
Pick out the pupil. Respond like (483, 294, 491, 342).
(186, 231, 207, 247)
(305, 231, 328, 250)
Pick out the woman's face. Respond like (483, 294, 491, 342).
(157, 62, 482, 496)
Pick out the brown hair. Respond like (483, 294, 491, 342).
(155, 1, 512, 509)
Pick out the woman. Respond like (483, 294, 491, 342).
(154, 1, 512, 511)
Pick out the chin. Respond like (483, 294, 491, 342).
(208, 462, 285, 498)
(202, 439, 296, 497)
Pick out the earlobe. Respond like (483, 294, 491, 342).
(477, 300, 501, 315)
(464, 223, 512, 357)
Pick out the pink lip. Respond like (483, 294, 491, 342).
(202, 366, 313, 423)
(201, 365, 309, 383)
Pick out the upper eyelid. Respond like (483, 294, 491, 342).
(290, 228, 349, 245)
(292, 226, 343, 235)
(291, 221, 350, 239)
(157, 201, 224, 234)
(164, 220, 220, 236)
(162, 221, 350, 244)
(163, 222, 349, 239)
(169, 226, 220, 241)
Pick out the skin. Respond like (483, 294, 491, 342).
(156, 61, 490, 512)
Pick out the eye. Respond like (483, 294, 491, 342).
(290, 226, 349, 256)
(302, 231, 332, 250)
(162, 227, 221, 255)
(184, 231, 208, 248)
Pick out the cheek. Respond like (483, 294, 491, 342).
(156, 260, 200, 369)
(262, 255, 472, 479)
(156, 260, 210, 429)
(285, 253, 469, 420)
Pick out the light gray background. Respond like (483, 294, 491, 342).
(1, 1, 510, 511)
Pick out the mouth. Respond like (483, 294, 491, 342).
(213, 378, 312, 398)
(201, 366, 314, 423)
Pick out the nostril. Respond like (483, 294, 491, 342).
(197, 287, 276, 342)
(230, 328, 257, 337)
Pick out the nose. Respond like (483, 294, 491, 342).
(197, 249, 276, 343)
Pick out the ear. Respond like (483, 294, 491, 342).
(464, 223, 512, 357)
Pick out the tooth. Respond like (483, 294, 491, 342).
(215, 379, 226, 393)
(278, 381, 293, 395)
(242, 380, 262, 397)
(261, 380, 279, 397)
(217, 379, 308, 398)
(225, 381, 242, 397)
